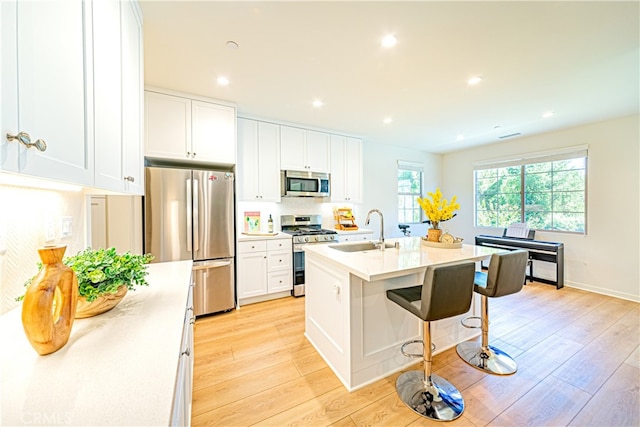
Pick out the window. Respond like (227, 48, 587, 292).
(398, 161, 423, 223)
(474, 146, 587, 233)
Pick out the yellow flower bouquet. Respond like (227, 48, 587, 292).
(417, 188, 460, 230)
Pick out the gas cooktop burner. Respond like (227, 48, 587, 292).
(280, 214, 338, 244)
(283, 228, 338, 236)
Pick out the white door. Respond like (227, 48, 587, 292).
(16, 0, 93, 185)
(305, 130, 330, 172)
(257, 122, 281, 202)
(280, 125, 306, 171)
(191, 100, 235, 164)
(330, 135, 346, 201)
(237, 252, 268, 299)
(344, 137, 363, 202)
(121, 0, 144, 195)
(1, 0, 19, 173)
(145, 91, 191, 160)
(237, 118, 260, 200)
(93, 0, 123, 191)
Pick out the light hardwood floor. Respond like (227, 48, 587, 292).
(192, 282, 640, 426)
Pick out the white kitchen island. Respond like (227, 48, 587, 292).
(303, 237, 502, 391)
(0, 260, 193, 426)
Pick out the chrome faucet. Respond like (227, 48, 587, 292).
(365, 209, 385, 250)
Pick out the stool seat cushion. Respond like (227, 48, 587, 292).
(386, 285, 422, 318)
(474, 250, 528, 298)
(387, 261, 476, 322)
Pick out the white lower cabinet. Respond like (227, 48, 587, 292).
(171, 282, 194, 426)
(336, 231, 374, 243)
(237, 238, 292, 303)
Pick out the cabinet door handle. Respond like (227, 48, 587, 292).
(123, 176, 135, 182)
(6, 131, 47, 152)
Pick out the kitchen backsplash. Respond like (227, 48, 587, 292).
(237, 198, 365, 234)
(0, 185, 86, 315)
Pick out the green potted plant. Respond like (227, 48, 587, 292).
(21, 247, 154, 318)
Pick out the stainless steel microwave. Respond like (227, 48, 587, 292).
(281, 170, 330, 197)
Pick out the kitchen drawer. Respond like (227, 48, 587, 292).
(268, 270, 292, 293)
(267, 250, 291, 272)
(238, 240, 267, 254)
(267, 239, 291, 252)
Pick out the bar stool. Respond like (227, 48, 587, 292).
(456, 250, 528, 375)
(386, 261, 476, 421)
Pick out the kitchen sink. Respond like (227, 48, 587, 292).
(328, 241, 395, 252)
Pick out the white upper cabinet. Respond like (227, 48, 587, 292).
(1, 0, 144, 193)
(237, 118, 281, 202)
(280, 126, 330, 173)
(94, 0, 144, 195)
(330, 135, 363, 203)
(145, 90, 236, 165)
(144, 92, 191, 160)
(2, 0, 94, 185)
(192, 100, 236, 165)
(120, 0, 144, 195)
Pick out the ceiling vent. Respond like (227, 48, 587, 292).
(498, 132, 522, 139)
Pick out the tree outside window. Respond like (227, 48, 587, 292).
(475, 156, 586, 233)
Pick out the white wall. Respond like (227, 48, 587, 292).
(0, 185, 88, 315)
(362, 140, 441, 240)
(442, 114, 640, 301)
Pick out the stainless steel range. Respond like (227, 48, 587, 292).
(281, 214, 338, 297)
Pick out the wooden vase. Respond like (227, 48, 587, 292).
(427, 228, 442, 242)
(75, 285, 128, 319)
(22, 245, 78, 355)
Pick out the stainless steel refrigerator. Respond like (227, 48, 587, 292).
(144, 166, 235, 316)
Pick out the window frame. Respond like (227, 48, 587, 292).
(473, 146, 588, 234)
(397, 161, 424, 224)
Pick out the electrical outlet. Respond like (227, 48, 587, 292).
(45, 217, 56, 243)
(61, 216, 73, 238)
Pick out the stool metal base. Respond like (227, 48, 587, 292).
(396, 370, 464, 421)
(456, 341, 517, 375)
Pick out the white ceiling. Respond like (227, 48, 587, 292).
(140, 1, 639, 154)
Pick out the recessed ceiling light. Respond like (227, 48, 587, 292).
(383, 117, 393, 124)
(542, 111, 554, 118)
(467, 76, 483, 85)
(456, 134, 465, 141)
(217, 76, 230, 86)
(381, 34, 397, 48)
(312, 99, 324, 108)
(226, 40, 239, 50)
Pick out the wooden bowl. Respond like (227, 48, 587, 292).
(75, 285, 128, 319)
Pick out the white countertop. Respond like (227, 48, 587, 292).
(0, 260, 193, 426)
(303, 236, 502, 281)
(237, 232, 292, 242)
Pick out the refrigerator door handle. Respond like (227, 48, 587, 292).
(192, 260, 232, 271)
(186, 178, 192, 252)
(193, 178, 200, 252)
